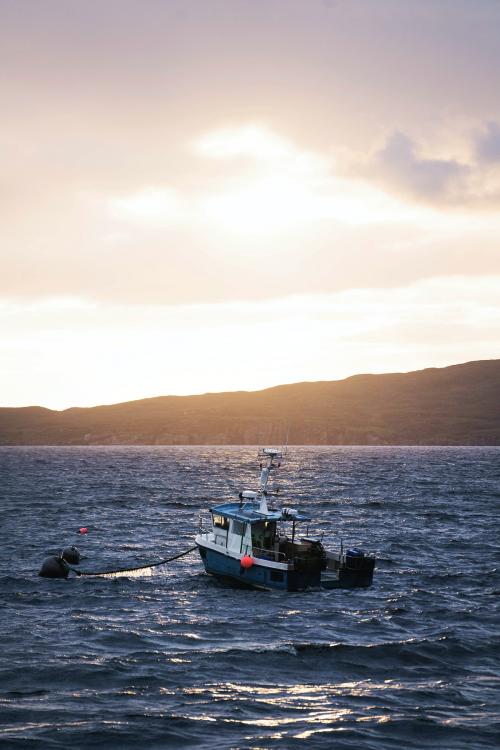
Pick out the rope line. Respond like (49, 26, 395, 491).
(73, 545, 198, 577)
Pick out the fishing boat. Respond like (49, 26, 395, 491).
(195, 448, 375, 591)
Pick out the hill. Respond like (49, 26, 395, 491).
(0, 360, 499, 445)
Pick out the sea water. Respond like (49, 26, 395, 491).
(0, 446, 498, 749)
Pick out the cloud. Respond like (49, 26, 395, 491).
(2, 119, 500, 309)
(107, 187, 182, 227)
(194, 125, 293, 161)
(372, 131, 470, 202)
(361, 126, 500, 210)
(475, 121, 500, 164)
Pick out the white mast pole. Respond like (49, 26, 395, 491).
(258, 449, 281, 513)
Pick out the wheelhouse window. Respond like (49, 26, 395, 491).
(232, 520, 245, 536)
(212, 514, 229, 530)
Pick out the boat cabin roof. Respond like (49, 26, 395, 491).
(210, 501, 311, 523)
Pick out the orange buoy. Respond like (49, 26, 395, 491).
(240, 555, 254, 569)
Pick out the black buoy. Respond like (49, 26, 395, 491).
(62, 546, 81, 565)
(38, 555, 70, 579)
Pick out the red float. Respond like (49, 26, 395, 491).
(79, 527, 88, 534)
(240, 555, 254, 569)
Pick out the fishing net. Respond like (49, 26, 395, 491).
(75, 546, 197, 578)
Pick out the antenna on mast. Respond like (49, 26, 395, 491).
(258, 447, 283, 510)
(282, 422, 290, 456)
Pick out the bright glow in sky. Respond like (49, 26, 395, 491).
(109, 188, 182, 227)
(1, 0, 499, 409)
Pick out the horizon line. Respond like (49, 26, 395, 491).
(1, 357, 497, 413)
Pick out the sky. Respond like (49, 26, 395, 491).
(1, 0, 500, 409)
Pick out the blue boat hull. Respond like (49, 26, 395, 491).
(197, 544, 322, 591)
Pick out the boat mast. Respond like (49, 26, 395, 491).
(258, 448, 282, 513)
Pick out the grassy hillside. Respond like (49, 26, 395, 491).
(1, 360, 499, 445)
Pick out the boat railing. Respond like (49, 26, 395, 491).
(198, 514, 212, 533)
(251, 546, 288, 563)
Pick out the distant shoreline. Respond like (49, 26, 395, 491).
(1, 443, 499, 448)
(1, 359, 499, 446)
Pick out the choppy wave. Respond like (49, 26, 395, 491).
(0, 446, 499, 749)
